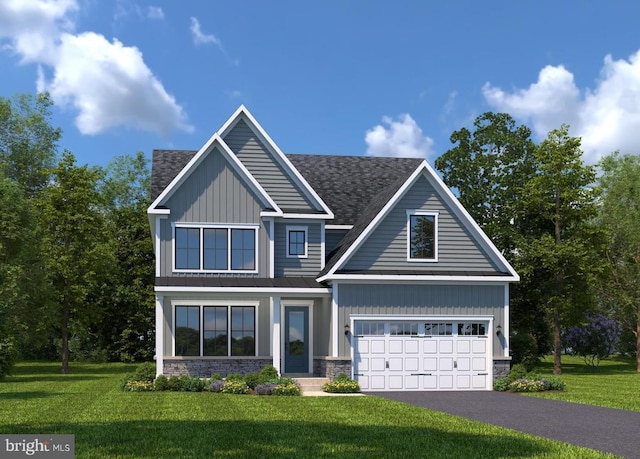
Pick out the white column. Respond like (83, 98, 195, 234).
(503, 283, 510, 357)
(155, 295, 164, 377)
(331, 283, 339, 357)
(271, 296, 281, 374)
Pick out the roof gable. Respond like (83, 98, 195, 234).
(148, 133, 281, 216)
(218, 106, 334, 218)
(317, 161, 519, 282)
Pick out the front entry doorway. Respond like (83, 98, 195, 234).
(284, 306, 309, 374)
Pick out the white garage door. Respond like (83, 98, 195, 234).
(353, 320, 491, 391)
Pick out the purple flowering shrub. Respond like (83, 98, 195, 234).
(209, 380, 224, 392)
(563, 314, 621, 370)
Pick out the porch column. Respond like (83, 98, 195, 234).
(155, 294, 164, 377)
(271, 296, 281, 374)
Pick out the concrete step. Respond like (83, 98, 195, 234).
(293, 377, 329, 393)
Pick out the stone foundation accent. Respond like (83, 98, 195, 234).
(493, 358, 511, 381)
(314, 358, 352, 379)
(163, 358, 273, 378)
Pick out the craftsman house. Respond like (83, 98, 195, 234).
(148, 106, 518, 391)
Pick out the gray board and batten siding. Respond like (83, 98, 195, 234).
(223, 119, 318, 213)
(159, 147, 271, 277)
(343, 174, 501, 273)
(274, 222, 322, 276)
(335, 283, 507, 357)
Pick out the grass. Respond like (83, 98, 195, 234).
(524, 355, 640, 412)
(0, 363, 616, 458)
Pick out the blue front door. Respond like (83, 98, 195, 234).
(284, 306, 309, 374)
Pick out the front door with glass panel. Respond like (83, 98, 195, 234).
(284, 306, 309, 373)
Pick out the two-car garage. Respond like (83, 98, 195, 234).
(352, 317, 493, 391)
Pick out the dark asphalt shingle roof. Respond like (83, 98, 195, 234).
(151, 150, 422, 227)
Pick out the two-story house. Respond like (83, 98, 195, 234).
(148, 106, 519, 391)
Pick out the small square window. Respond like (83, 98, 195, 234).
(286, 226, 308, 258)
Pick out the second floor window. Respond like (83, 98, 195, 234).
(175, 225, 257, 272)
(408, 211, 438, 261)
(286, 226, 308, 258)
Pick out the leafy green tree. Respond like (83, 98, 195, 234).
(91, 152, 155, 361)
(516, 125, 605, 375)
(435, 113, 552, 362)
(435, 112, 537, 253)
(598, 152, 640, 371)
(0, 93, 60, 195)
(36, 152, 113, 373)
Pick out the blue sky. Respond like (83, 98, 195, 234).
(1, 1, 640, 169)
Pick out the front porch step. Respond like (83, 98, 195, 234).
(292, 377, 329, 393)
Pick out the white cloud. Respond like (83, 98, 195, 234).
(0, 0, 77, 63)
(146, 6, 164, 20)
(0, 0, 191, 136)
(483, 52, 640, 164)
(42, 32, 192, 135)
(190, 17, 221, 48)
(365, 114, 435, 159)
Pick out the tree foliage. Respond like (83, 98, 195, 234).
(515, 125, 606, 374)
(0, 93, 60, 195)
(598, 152, 640, 371)
(36, 151, 113, 373)
(563, 315, 621, 369)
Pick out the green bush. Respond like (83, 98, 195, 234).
(272, 382, 301, 396)
(510, 333, 540, 372)
(225, 373, 243, 382)
(119, 374, 136, 391)
(493, 378, 510, 392)
(508, 378, 545, 392)
(221, 380, 249, 394)
(154, 375, 169, 391)
(210, 373, 223, 381)
(259, 365, 279, 379)
(0, 337, 17, 380)
(133, 362, 156, 382)
(508, 363, 528, 382)
(245, 365, 282, 389)
(323, 374, 360, 393)
(123, 380, 155, 392)
(184, 377, 207, 392)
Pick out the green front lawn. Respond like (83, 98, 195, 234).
(524, 355, 640, 412)
(0, 363, 614, 458)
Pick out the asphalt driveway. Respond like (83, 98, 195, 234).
(374, 391, 640, 458)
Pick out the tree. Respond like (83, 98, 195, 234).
(36, 152, 113, 373)
(435, 113, 551, 362)
(516, 125, 605, 375)
(90, 152, 155, 362)
(598, 152, 640, 371)
(435, 112, 537, 253)
(563, 314, 621, 370)
(0, 93, 60, 195)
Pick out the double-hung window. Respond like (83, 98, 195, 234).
(407, 210, 438, 261)
(175, 304, 256, 356)
(174, 225, 258, 272)
(286, 226, 308, 258)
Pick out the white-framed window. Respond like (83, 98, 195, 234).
(174, 303, 257, 357)
(286, 225, 308, 258)
(406, 210, 438, 262)
(173, 223, 259, 272)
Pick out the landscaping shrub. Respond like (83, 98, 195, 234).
(184, 376, 207, 392)
(254, 382, 278, 395)
(154, 375, 169, 391)
(245, 365, 281, 388)
(133, 362, 156, 382)
(225, 373, 243, 382)
(209, 380, 224, 392)
(122, 380, 155, 392)
(272, 381, 301, 396)
(493, 378, 510, 391)
(323, 373, 360, 393)
(508, 378, 545, 392)
(210, 373, 223, 381)
(510, 332, 541, 372)
(220, 380, 249, 394)
(508, 363, 528, 382)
